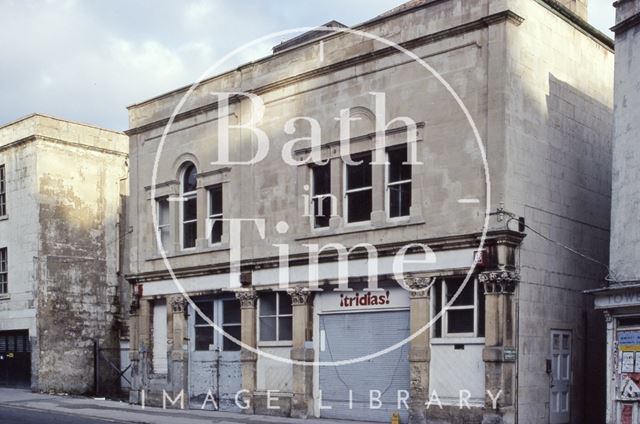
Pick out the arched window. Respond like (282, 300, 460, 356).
(181, 163, 198, 249)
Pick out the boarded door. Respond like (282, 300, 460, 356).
(319, 311, 409, 422)
(152, 301, 168, 374)
(188, 297, 242, 411)
(0, 330, 31, 388)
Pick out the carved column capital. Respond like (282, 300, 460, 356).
(479, 269, 520, 294)
(287, 287, 314, 306)
(406, 276, 435, 298)
(235, 289, 258, 309)
(603, 310, 613, 323)
(170, 296, 188, 314)
(129, 298, 140, 315)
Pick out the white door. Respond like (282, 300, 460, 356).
(152, 300, 168, 374)
(550, 330, 571, 424)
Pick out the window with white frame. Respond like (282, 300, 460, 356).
(344, 152, 372, 223)
(193, 296, 241, 351)
(156, 198, 170, 251)
(259, 292, 292, 343)
(431, 277, 485, 338)
(311, 164, 332, 228)
(181, 163, 198, 249)
(386, 145, 411, 218)
(0, 165, 6, 217)
(0, 248, 7, 294)
(208, 185, 223, 244)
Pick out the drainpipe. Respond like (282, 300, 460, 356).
(215, 346, 221, 408)
(94, 339, 99, 396)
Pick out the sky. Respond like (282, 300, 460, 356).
(0, 0, 616, 132)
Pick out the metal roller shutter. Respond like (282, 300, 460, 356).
(319, 310, 410, 422)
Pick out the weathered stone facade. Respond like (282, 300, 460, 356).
(124, 0, 613, 422)
(0, 114, 128, 394)
(590, 0, 640, 422)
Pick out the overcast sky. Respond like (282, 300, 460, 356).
(0, 0, 615, 131)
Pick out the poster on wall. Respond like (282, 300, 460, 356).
(618, 331, 640, 400)
(623, 352, 636, 373)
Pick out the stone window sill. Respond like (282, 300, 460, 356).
(145, 245, 231, 262)
(0, 294, 10, 301)
(0, 215, 8, 221)
(431, 337, 485, 346)
(257, 341, 293, 348)
(295, 218, 425, 241)
(253, 390, 293, 397)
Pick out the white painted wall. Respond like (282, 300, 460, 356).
(256, 347, 292, 392)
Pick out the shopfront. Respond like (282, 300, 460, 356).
(593, 285, 640, 423)
(314, 286, 410, 422)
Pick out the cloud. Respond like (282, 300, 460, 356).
(0, 0, 616, 131)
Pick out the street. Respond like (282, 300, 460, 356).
(0, 388, 376, 424)
(0, 405, 125, 424)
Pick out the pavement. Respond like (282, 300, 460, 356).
(0, 388, 375, 424)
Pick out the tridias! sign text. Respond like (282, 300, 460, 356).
(339, 291, 391, 308)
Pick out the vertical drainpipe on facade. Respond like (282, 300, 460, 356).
(514, 245, 521, 424)
(216, 347, 220, 406)
(582, 310, 588, 422)
(117, 173, 128, 272)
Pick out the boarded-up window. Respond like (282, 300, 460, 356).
(152, 300, 168, 374)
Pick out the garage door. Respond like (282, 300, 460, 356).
(319, 311, 410, 422)
(0, 330, 31, 388)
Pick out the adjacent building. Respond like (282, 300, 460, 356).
(124, 0, 614, 423)
(0, 114, 128, 394)
(590, 0, 640, 423)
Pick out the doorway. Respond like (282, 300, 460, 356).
(550, 329, 571, 424)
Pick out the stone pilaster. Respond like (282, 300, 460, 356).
(406, 276, 435, 424)
(287, 287, 314, 418)
(128, 306, 140, 404)
(371, 160, 385, 226)
(479, 269, 519, 423)
(130, 298, 151, 404)
(236, 289, 258, 414)
(196, 186, 208, 249)
(169, 296, 188, 396)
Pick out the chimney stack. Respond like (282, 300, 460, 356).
(556, 0, 588, 21)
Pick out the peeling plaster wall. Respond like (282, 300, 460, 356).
(35, 136, 128, 394)
(0, 114, 128, 394)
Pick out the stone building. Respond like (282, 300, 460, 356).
(124, 0, 613, 423)
(0, 114, 128, 394)
(589, 0, 640, 423)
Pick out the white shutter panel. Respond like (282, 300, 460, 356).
(152, 301, 168, 374)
